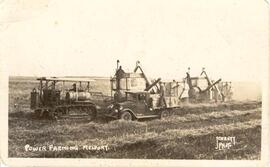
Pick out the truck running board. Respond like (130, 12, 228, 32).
(136, 115, 160, 119)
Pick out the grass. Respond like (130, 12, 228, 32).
(8, 77, 262, 159)
(9, 108, 261, 158)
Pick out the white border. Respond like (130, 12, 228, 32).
(0, 2, 269, 167)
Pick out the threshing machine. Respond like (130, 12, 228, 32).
(185, 68, 225, 102)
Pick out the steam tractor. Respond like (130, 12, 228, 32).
(30, 77, 102, 119)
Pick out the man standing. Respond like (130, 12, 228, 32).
(159, 82, 166, 107)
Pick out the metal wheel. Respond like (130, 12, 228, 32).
(87, 106, 97, 121)
(160, 110, 169, 119)
(121, 111, 132, 121)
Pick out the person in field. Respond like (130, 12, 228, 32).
(159, 81, 166, 107)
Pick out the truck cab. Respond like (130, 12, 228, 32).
(105, 91, 169, 121)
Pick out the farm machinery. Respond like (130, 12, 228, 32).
(107, 60, 169, 120)
(105, 61, 233, 120)
(184, 68, 233, 102)
(185, 68, 223, 102)
(29, 60, 233, 121)
(110, 60, 155, 102)
(30, 77, 105, 119)
(106, 78, 190, 120)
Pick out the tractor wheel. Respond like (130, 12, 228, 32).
(121, 111, 132, 121)
(160, 110, 170, 119)
(87, 106, 97, 121)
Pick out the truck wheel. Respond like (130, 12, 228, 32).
(121, 111, 132, 121)
(160, 110, 169, 119)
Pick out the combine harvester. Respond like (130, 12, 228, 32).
(105, 60, 233, 121)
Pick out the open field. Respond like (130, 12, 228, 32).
(8, 76, 262, 159)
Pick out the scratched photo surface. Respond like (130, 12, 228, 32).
(2, 0, 267, 160)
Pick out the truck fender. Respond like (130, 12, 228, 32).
(121, 108, 137, 119)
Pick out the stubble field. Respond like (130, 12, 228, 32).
(8, 76, 262, 159)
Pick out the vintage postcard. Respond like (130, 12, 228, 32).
(0, 0, 269, 167)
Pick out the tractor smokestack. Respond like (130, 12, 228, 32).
(116, 60, 120, 71)
(187, 67, 191, 74)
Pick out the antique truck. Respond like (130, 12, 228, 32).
(30, 77, 105, 119)
(106, 61, 184, 120)
(106, 77, 188, 121)
(105, 90, 175, 121)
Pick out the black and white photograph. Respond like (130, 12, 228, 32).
(0, 0, 269, 167)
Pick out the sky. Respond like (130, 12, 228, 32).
(0, 0, 268, 82)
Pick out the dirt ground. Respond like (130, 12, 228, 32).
(8, 77, 262, 159)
